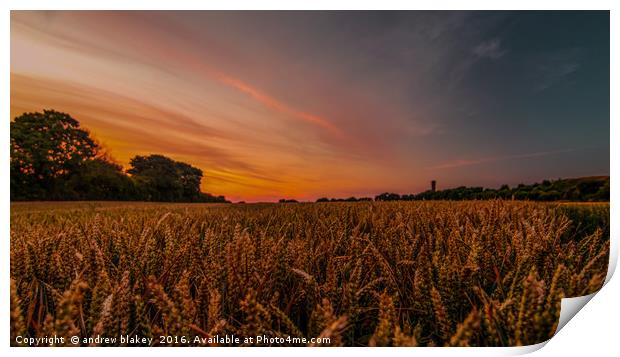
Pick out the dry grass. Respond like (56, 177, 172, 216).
(10, 200, 609, 346)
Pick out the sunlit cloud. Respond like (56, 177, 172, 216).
(217, 74, 344, 137)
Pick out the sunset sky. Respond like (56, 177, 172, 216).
(10, 11, 609, 202)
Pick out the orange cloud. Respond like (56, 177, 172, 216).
(216, 74, 343, 137)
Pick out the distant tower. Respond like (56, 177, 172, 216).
(431, 180, 436, 192)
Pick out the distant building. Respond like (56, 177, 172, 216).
(431, 180, 436, 192)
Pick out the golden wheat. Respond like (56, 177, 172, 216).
(10, 200, 609, 346)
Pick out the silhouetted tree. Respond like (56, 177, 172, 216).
(66, 158, 136, 200)
(198, 193, 229, 203)
(128, 154, 203, 202)
(11, 110, 99, 199)
(375, 192, 401, 201)
(595, 181, 610, 201)
(279, 198, 299, 203)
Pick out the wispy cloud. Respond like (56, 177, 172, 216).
(447, 37, 507, 88)
(216, 74, 344, 137)
(428, 148, 577, 170)
(535, 62, 580, 92)
(473, 38, 506, 60)
(531, 47, 582, 92)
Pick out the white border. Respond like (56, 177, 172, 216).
(2, 1, 616, 357)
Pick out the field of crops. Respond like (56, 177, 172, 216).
(10, 201, 609, 347)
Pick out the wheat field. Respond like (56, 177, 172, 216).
(10, 201, 609, 347)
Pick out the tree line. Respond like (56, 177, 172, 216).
(373, 177, 609, 202)
(10, 110, 228, 202)
(279, 177, 609, 203)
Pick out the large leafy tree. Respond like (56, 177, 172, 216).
(10, 110, 99, 199)
(128, 154, 204, 201)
